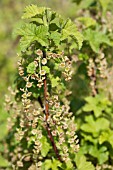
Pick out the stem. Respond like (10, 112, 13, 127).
(91, 66, 98, 97)
(43, 77, 63, 162)
(44, 78, 49, 121)
(39, 56, 41, 79)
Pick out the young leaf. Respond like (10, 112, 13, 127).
(22, 4, 46, 19)
(50, 76, 60, 88)
(17, 23, 49, 51)
(27, 62, 36, 74)
(35, 25, 49, 46)
(50, 31, 61, 46)
(15, 23, 37, 38)
(42, 66, 50, 73)
(61, 19, 83, 49)
(19, 37, 31, 52)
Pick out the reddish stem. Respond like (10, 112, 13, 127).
(43, 78, 63, 162)
(44, 78, 49, 121)
(91, 67, 98, 97)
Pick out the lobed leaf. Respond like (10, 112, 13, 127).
(61, 19, 83, 49)
(81, 115, 110, 137)
(84, 29, 111, 53)
(22, 4, 46, 19)
(89, 145, 109, 164)
(17, 23, 49, 51)
(75, 152, 95, 170)
(50, 31, 61, 46)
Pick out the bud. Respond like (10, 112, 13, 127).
(36, 49, 43, 56)
(42, 58, 47, 65)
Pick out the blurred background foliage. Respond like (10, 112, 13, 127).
(1, 0, 113, 169)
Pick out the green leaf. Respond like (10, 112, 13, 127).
(42, 159, 61, 170)
(78, 53, 89, 61)
(17, 23, 37, 51)
(51, 158, 62, 170)
(66, 160, 74, 170)
(42, 159, 52, 170)
(20, 37, 32, 52)
(50, 76, 60, 88)
(17, 23, 49, 51)
(75, 152, 95, 170)
(35, 25, 49, 46)
(40, 136, 51, 157)
(77, 17, 96, 28)
(83, 95, 111, 117)
(78, 0, 94, 9)
(99, 130, 113, 147)
(42, 66, 50, 73)
(50, 31, 61, 46)
(50, 17, 61, 28)
(84, 29, 111, 53)
(61, 19, 83, 49)
(99, 0, 112, 13)
(22, 4, 46, 19)
(83, 102, 102, 118)
(16, 23, 37, 36)
(30, 18, 43, 24)
(0, 123, 7, 140)
(89, 145, 108, 164)
(73, 31, 84, 50)
(81, 116, 109, 137)
(0, 155, 9, 167)
(27, 62, 36, 74)
(82, 133, 97, 144)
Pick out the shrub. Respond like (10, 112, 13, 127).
(4, 5, 92, 170)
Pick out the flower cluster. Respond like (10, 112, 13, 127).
(95, 52, 107, 78)
(17, 50, 73, 91)
(18, 59, 24, 76)
(96, 164, 113, 170)
(87, 58, 97, 96)
(4, 48, 79, 169)
(87, 52, 108, 96)
(47, 95, 79, 161)
(5, 89, 44, 168)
